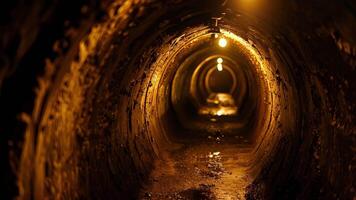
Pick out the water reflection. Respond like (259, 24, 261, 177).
(198, 93, 238, 116)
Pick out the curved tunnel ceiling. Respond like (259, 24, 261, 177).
(0, 0, 355, 199)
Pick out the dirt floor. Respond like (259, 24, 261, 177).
(139, 134, 253, 200)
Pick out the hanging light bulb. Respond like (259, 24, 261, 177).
(218, 38, 227, 47)
(217, 63, 223, 71)
(217, 57, 223, 64)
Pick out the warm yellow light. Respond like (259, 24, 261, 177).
(217, 57, 223, 64)
(217, 63, 223, 71)
(218, 38, 227, 47)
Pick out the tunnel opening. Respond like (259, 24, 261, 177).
(170, 32, 263, 141)
(206, 67, 235, 94)
(1, 0, 355, 200)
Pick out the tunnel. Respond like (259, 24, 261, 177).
(0, 0, 355, 199)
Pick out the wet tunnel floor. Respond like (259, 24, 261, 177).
(139, 135, 253, 200)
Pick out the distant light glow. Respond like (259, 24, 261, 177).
(217, 63, 223, 71)
(218, 38, 227, 47)
(217, 57, 223, 64)
(217, 110, 223, 116)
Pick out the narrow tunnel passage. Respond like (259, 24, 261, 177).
(0, 0, 355, 200)
(139, 29, 271, 199)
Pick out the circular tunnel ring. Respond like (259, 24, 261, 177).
(204, 64, 238, 94)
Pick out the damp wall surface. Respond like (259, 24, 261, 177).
(0, 0, 355, 199)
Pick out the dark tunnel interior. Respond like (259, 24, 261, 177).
(0, 0, 355, 199)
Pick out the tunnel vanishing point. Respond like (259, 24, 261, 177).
(1, 0, 355, 199)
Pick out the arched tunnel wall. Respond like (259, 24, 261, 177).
(0, 0, 355, 199)
(171, 40, 261, 136)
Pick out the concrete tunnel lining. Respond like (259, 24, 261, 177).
(190, 55, 247, 106)
(170, 33, 263, 136)
(19, 10, 283, 200)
